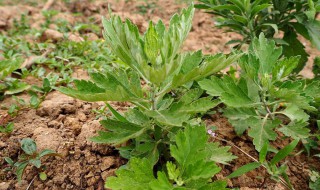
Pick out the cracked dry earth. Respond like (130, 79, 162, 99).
(1, 0, 320, 189)
(1, 91, 126, 190)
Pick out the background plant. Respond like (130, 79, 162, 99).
(199, 33, 319, 151)
(0, 122, 14, 134)
(196, 0, 320, 72)
(4, 138, 59, 182)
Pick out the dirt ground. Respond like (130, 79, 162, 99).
(0, 0, 320, 190)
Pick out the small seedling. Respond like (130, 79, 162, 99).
(227, 140, 299, 190)
(4, 138, 59, 182)
(0, 122, 14, 134)
(199, 34, 318, 151)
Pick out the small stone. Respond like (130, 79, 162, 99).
(48, 120, 61, 128)
(87, 176, 99, 186)
(63, 117, 81, 134)
(68, 33, 84, 42)
(86, 186, 94, 190)
(15, 180, 28, 189)
(84, 33, 99, 41)
(78, 111, 87, 122)
(0, 141, 6, 148)
(0, 182, 10, 190)
(101, 157, 115, 171)
(101, 168, 117, 180)
(61, 104, 76, 114)
(52, 175, 66, 184)
(41, 29, 63, 42)
(85, 171, 94, 178)
(82, 104, 92, 114)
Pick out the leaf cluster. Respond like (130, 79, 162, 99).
(4, 138, 59, 182)
(58, 5, 238, 163)
(196, 0, 320, 72)
(57, 5, 238, 188)
(199, 33, 319, 151)
(105, 126, 234, 190)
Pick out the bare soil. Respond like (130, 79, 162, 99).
(0, 0, 319, 190)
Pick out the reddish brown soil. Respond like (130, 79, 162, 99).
(0, 0, 319, 190)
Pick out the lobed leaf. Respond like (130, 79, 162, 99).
(90, 119, 148, 145)
(248, 119, 280, 151)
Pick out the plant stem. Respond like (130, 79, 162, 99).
(150, 85, 157, 110)
(213, 135, 294, 190)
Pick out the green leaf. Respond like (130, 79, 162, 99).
(90, 119, 148, 145)
(105, 157, 154, 190)
(38, 149, 57, 158)
(0, 122, 14, 133)
(270, 139, 299, 165)
(259, 142, 268, 163)
(16, 161, 28, 182)
(166, 162, 182, 185)
(279, 104, 310, 122)
(278, 121, 310, 139)
(272, 56, 300, 80)
(251, 33, 282, 74)
(262, 23, 278, 34)
(206, 142, 237, 165)
(58, 70, 143, 102)
(199, 76, 256, 107)
(144, 22, 160, 65)
(170, 54, 239, 92)
(170, 126, 221, 182)
(227, 162, 261, 178)
(124, 108, 150, 126)
(198, 180, 229, 190)
(171, 126, 208, 169)
(21, 138, 37, 155)
(208, 5, 242, 14)
(305, 20, 320, 50)
(30, 95, 40, 108)
(102, 5, 195, 84)
(228, 0, 246, 12)
(223, 107, 260, 135)
(282, 31, 309, 73)
(39, 172, 47, 181)
(198, 76, 225, 97)
(248, 119, 280, 151)
(180, 51, 203, 74)
(310, 179, 320, 190)
(0, 58, 22, 80)
(304, 80, 320, 101)
(144, 109, 189, 126)
(4, 81, 30, 95)
(5, 157, 14, 166)
(106, 103, 129, 122)
(149, 172, 174, 190)
(250, 4, 271, 18)
(133, 141, 160, 165)
(29, 158, 41, 168)
(42, 78, 51, 93)
(146, 89, 219, 126)
(272, 88, 315, 111)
